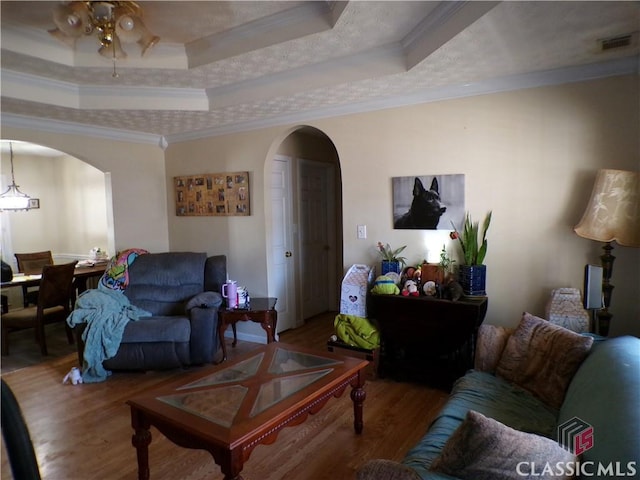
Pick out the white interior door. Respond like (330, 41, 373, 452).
(299, 159, 336, 319)
(269, 155, 297, 332)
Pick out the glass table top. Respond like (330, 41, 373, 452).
(157, 348, 343, 428)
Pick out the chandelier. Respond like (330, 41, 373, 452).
(49, 1, 160, 76)
(0, 143, 32, 212)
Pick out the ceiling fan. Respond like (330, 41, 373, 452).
(49, 1, 160, 75)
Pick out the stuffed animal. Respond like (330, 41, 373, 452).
(423, 280, 437, 296)
(402, 279, 419, 297)
(370, 275, 400, 295)
(63, 367, 83, 385)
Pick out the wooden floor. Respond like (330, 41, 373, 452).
(1, 312, 449, 480)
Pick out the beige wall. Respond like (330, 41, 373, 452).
(0, 130, 169, 254)
(166, 75, 640, 337)
(3, 74, 639, 336)
(0, 152, 109, 256)
(315, 75, 639, 336)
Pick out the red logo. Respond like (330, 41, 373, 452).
(558, 417, 594, 455)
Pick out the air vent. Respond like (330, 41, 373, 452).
(600, 34, 633, 51)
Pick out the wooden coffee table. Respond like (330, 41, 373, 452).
(127, 342, 368, 480)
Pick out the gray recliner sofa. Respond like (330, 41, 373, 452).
(77, 252, 226, 371)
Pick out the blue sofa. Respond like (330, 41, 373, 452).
(357, 323, 640, 480)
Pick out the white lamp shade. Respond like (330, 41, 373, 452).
(574, 169, 640, 247)
(0, 187, 30, 210)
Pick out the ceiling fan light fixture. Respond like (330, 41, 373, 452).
(118, 15, 135, 31)
(0, 143, 32, 212)
(99, 34, 127, 60)
(49, 1, 160, 67)
(51, 3, 88, 39)
(139, 33, 160, 57)
(66, 14, 80, 27)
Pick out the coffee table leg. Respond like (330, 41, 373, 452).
(131, 410, 152, 480)
(217, 448, 245, 480)
(350, 372, 366, 434)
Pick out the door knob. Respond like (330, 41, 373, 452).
(285, 251, 292, 257)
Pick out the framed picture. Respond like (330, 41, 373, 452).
(392, 174, 465, 230)
(174, 172, 250, 217)
(28, 198, 40, 209)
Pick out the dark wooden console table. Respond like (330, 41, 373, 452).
(217, 297, 277, 363)
(370, 294, 488, 385)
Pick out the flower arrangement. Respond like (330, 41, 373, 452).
(376, 242, 407, 267)
(450, 211, 492, 266)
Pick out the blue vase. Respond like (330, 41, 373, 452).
(381, 261, 402, 276)
(458, 265, 487, 296)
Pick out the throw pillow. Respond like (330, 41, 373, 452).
(430, 410, 576, 480)
(496, 312, 593, 409)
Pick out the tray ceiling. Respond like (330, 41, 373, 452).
(1, 1, 638, 146)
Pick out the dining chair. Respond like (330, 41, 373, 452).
(1, 261, 77, 356)
(14, 251, 54, 308)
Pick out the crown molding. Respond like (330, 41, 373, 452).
(2, 57, 637, 148)
(166, 56, 640, 143)
(1, 113, 165, 148)
(2, 70, 208, 111)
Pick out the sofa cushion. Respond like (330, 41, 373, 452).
(430, 410, 575, 480)
(474, 324, 513, 373)
(496, 312, 593, 408)
(558, 336, 640, 475)
(120, 316, 191, 343)
(125, 252, 207, 316)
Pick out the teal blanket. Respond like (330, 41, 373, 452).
(67, 283, 151, 383)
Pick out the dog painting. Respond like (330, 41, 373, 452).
(393, 174, 465, 230)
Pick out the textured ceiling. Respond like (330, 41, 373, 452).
(1, 1, 639, 146)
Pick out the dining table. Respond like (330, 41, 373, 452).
(0, 263, 107, 295)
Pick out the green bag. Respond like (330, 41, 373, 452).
(334, 314, 380, 350)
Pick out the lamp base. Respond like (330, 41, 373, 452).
(598, 242, 615, 337)
(596, 308, 612, 337)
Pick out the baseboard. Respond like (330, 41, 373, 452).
(224, 331, 271, 344)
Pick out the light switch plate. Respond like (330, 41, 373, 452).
(357, 225, 367, 239)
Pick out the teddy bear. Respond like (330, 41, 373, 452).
(370, 275, 400, 295)
(402, 279, 419, 297)
(63, 367, 83, 385)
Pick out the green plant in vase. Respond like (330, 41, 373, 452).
(449, 211, 492, 265)
(377, 242, 407, 275)
(450, 211, 492, 295)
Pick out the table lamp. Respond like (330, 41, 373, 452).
(574, 169, 640, 336)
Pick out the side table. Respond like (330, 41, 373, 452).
(217, 297, 278, 363)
